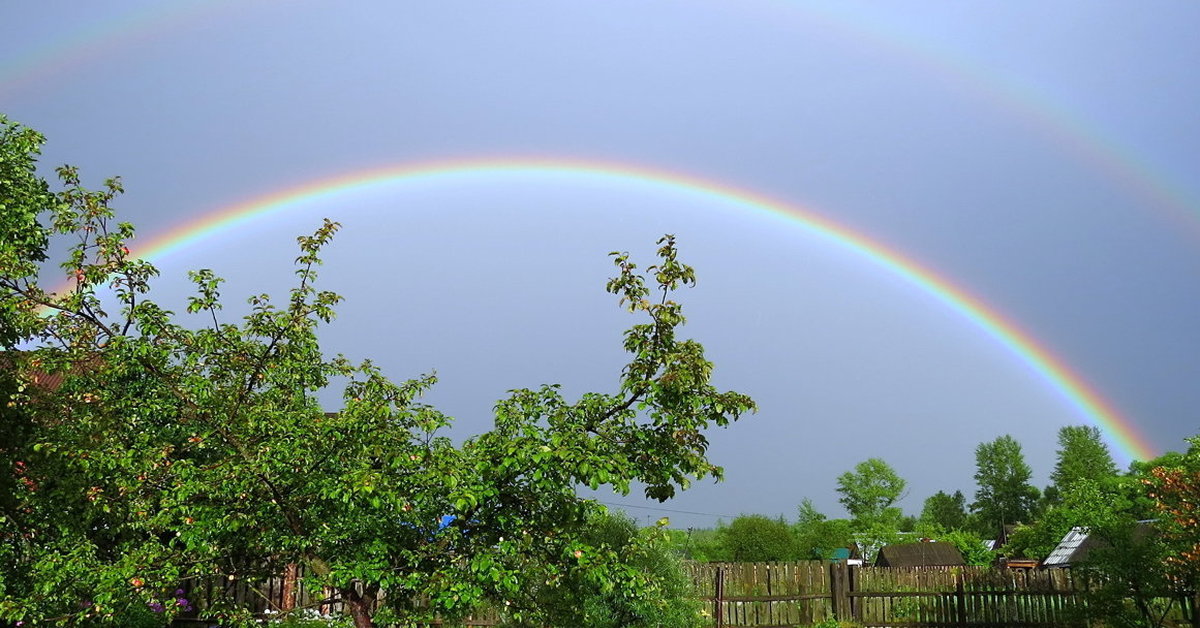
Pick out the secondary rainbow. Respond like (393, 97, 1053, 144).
(6, 3, 1198, 236)
(118, 157, 1157, 463)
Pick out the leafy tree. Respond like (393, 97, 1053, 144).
(1143, 436, 1200, 595)
(716, 515, 798, 562)
(835, 459, 906, 562)
(0, 117, 755, 627)
(792, 499, 854, 560)
(677, 527, 726, 562)
(971, 435, 1039, 536)
(1004, 460, 1190, 627)
(1064, 477, 1178, 628)
(835, 458, 905, 528)
(1003, 477, 1133, 561)
(937, 529, 995, 566)
(918, 490, 968, 532)
(503, 510, 703, 628)
(1049, 425, 1117, 503)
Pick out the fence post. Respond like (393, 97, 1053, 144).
(848, 565, 859, 622)
(955, 569, 967, 626)
(829, 563, 849, 621)
(714, 564, 725, 628)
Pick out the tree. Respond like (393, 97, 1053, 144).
(836, 458, 907, 562)
(1143, 436, 1200, 597)
(937, 529, 995, 566)
(836, 458, 905, 528)
(716, 515, 798, 562)
(503, 510, 703, 628)
(792, 498, 854, 560)
(971, 435, 1039, 536)
(0, 117, 756, 627)
(1049, 425, 1117, 503)
(919, 490, 969, 533)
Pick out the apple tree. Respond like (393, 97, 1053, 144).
(0, 115, 755, 628)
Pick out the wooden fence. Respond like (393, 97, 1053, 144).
(685, 562, 1198, 628)
(174, 561, 1197, 627)
(172, 565, 501, 627)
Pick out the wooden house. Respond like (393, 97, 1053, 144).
(874, 541, 965, 567)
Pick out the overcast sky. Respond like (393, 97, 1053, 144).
(4, 1, 1199, 528)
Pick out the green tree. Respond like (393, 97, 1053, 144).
(836, 458, 906, 562)
(937, 529, 995, 566)
(503, 511, 703, 628)
(971, 435, 1039, 536)
(835, 458, 906, 527)
(0, 117, 755, 628)
(716, 515, 798, 562)
(918, 490, 968, 532)
(1049, 425, 1118, 503)
(1057, 475, 1180, 628)
(792, 499, 854, 560)
(1144, 436, 1200, 599)
(677, 527, 726, 562)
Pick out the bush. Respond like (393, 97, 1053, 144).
(501, 510, 703, 628)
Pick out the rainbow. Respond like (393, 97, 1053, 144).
(0, 0, 234, 95)
(102, 157, 1157, 463)
(5, 3, 1198, 237)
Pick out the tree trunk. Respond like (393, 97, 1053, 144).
(344, 586, 378, 628)
(280, 562, 298, 612)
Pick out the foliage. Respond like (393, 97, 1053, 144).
(936, 529, 994, 566)
(1072, 519, 1177, 628)
(0, 117, 754, 627)
(261, 609, 354, 628)
(501, 510, 703, 628)
(1143, 435, 1200, 593)
(835, 458, 905, 528)
(1015, 456, 1193, 628)
(970, 435, 1039, 535)
(673, 527, 726, 562)
(1063, 442, 1200, 628)
(918, 490, 968, 533)
(811, 619, 861, 628)
(792, 499, 854, 560)
(1049, 425, 1117, 505)
(715, 514, 798, 562)
(835, 458, 906, 561)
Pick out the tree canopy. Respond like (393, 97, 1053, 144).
(1050, 425, 1118, 501)
(835, 458, 906, 528)
(0, 115, 755, 628)
(716, 514, 798, 562)
(919, 490, 969, 533)
(971, 435, 1039, 535)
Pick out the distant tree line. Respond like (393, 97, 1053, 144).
(662, 426, 1200, 627)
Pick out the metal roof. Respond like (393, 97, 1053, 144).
(1042, 527, 1089, 567)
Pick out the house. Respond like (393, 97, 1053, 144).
(1041, 521, 1157, 568)
(822, 546, 864, 566)
(874, 541, 965, 567)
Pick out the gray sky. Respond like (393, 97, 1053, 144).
(3, 1, 1199, 529)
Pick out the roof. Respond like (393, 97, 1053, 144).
(1042, 521, 1157, 568)
(875, 542, 965, 567)
(1042, 527, 1089, 567)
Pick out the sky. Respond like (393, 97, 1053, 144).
(3, 1, 1199, 529)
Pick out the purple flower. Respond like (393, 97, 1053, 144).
(175, 589, 185, 596)
(177, 598, 190, 607)
(148, 601, 165, 613)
